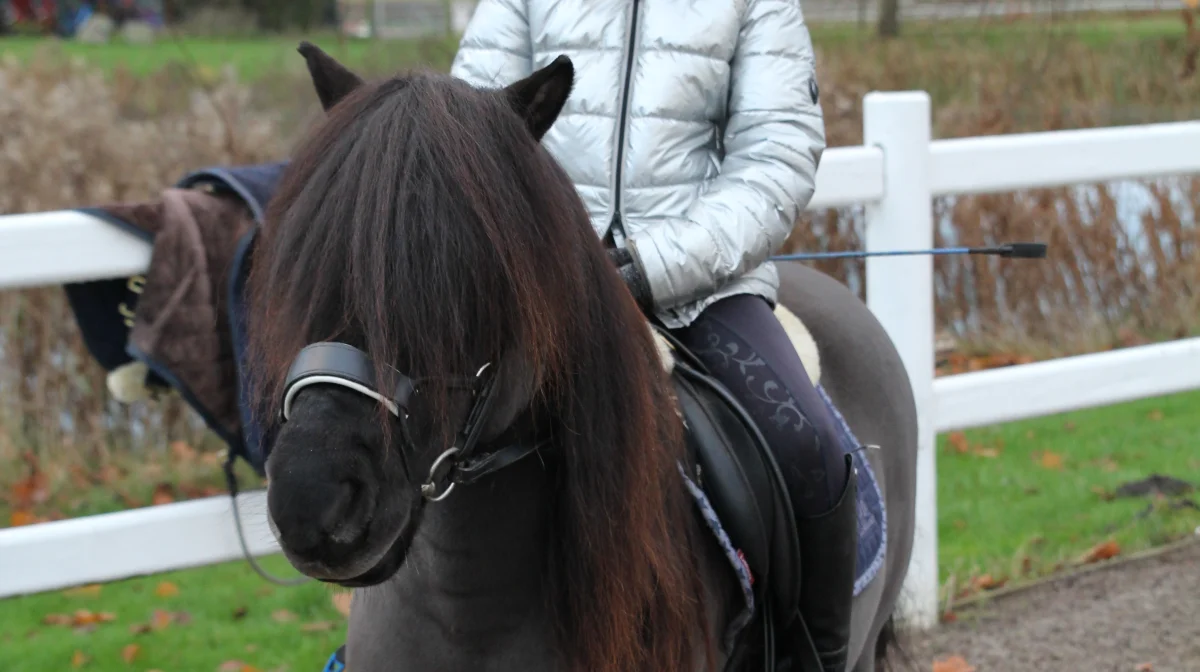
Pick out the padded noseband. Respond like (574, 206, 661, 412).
(279, 341, 542, 501)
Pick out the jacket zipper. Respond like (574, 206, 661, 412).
(609, 0, 641, 246)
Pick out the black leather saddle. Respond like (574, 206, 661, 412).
(654, 325, 819, 671)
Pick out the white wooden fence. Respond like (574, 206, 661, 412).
(2, 91, 1200, 629)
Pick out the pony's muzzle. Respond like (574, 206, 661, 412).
(268, 469, 375, 563)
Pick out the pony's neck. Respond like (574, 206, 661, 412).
(346, 453, 557, 671)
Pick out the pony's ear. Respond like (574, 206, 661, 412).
(297, 41, 364, 112)
(504, 55, 574, 141)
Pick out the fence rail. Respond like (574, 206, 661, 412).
(2, 91, 1199, 630)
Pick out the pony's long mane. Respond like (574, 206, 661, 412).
(246, 71, 712, 671)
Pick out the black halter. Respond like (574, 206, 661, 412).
(279, 342, 542, 501)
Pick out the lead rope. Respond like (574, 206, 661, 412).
(222, 452, 312, 586)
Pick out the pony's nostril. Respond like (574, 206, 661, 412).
(323, 478, 372, 544)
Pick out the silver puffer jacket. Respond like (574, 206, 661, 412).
(450, 0, 825, 328)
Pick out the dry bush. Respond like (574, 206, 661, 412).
(1, 23, 1198, 474)
(0, 54, 288, 468)
(786, 25, 1200, 355)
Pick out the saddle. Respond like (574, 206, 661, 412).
(654, 325, 822, 671)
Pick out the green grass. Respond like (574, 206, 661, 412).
(0, 10, 1188, 80)
(0, 31, 461, 78)
(2, 389, 1197, 669)
(937, 388, 1200, 590)
(0, 555, 345, 672)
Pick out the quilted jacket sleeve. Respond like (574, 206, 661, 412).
(628, 0, 826, 312)
(449, 0, 534, 87)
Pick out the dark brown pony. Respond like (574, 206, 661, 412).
(246, 45, 727, 671)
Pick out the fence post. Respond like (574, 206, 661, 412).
(862, 91, 938, 629)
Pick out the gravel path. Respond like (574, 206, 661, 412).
(901, 540, 1200, 671)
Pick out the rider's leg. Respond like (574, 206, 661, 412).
(669, 293, 857, 672)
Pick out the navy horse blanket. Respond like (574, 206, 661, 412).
(62, 161, 886, 669)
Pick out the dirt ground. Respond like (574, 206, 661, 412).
(901, 539, 1200, 672)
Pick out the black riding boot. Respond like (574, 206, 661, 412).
(792, 453, 858, 672)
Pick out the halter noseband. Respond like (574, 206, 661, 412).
(279, 342, 540, 502)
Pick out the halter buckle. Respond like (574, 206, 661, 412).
(420, 446, 460, 502)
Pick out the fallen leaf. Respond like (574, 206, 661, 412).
(1091, 485, 1116, 501)
(271, 609, 296, 623)
(63, 584, 102, 598)
(332, 592, 352, 618)
(97, 612, 116, 623)
(300, 620, 336, 632)
(939, 610, 958, 623)
(73, 610, 100, 626)
(216, 662, 264, 672)
(71, 650, 89, 667)
(1147, 409, 1163, 422)
(1081, 540, 1121, 564)
(151, 484, 175, 506)
(972, 446, 1000, 458)
(1036, 451, 1064, 470)
(1136, 663, 1153, 671)
(932, 654, 976, 672)
(947, 432, 969, 454)
(232, 606, 249, 620)
(10, 510, 42, 526)
(128, 623, 152, 635)
(155, 581, 179, 598)
(150, 609, 173, 630)
(972, 574, 1006, 591)
(121, 644, 140, 663)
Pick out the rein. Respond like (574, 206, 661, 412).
(279, 342, 543, 503)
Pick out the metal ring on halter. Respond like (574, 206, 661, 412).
(420, 446, 460, 502)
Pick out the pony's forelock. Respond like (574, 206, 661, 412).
(246, 67, 712, 671)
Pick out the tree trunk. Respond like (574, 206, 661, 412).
(878, 0, 900, 38)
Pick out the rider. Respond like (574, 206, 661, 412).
(451, 1, 856, 669)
